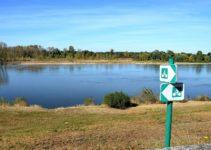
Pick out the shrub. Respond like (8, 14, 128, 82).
(84, 98, 95, 106)
(13, 97, 28, 106)
(179, 99, 189, 103)
(103, 91, 131, 109)
(132, 88, 158, 104)
(0, 97, 10, 106)
(195, 96, 211, 101)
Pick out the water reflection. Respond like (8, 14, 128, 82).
(0, 65, 8, 85)
(206, 65, 211, 73)
(14, 65, 45, 72)
(195, 64, 204, 74)
(142, 64, 159, 73)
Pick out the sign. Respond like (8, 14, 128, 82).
(159, 57, 186, 148)
(160, 83, 185, 103)
(160, 65, 177, 83)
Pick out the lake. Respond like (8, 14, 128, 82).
(0, 64, 211, 108)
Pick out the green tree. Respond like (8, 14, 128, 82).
(167, 50, 174, 57)
(188, 55, 195, 62)
(139, 52, 150, 61)
(196, 51, 204, 62)
(207, 53, 211, 62)
(1, 42, 211, 63)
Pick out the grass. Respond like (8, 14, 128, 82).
(0, 97, 28, 107)
(0, 101, 211, 149)
(84, 98, 95, 106)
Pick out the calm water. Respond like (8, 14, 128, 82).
(0, 64, 211, 108)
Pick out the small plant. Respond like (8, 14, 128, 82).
(132, 88, 158, 104)
(0, 97, 10, 106)
(103, 91, 131, 109)
(13, 97, 28, 106)
(84, 98, 95, 106)
(195, 96, 211, 101)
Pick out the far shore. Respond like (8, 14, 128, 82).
(6, 59, 211, 65)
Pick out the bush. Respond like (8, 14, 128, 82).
(132, 88, 158, 104)
(195, 96, 211, 101)
(13, 97, 28, 106)
(0, 97, 10, 106)
(84, 98, 95, 106)
(103, 91, 131, 109)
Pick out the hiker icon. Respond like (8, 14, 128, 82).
(161, 68, 168, 79)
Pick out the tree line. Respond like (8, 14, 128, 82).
(0, 42, 211, 63)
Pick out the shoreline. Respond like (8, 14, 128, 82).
(1, 101, 210, 111)
(6, 59, 211, 65)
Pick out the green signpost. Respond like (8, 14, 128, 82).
(160, 57, 185, 148)
(165, 101, 173, 148)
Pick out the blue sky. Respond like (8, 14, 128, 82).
(0, 0, 211, 53)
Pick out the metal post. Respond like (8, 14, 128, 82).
(165, 101, 173, 148)
(165, 56, 174, 148)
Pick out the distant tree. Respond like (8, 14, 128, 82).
(110, 49, 114, 54)
(48, 47, 61, 58)
(188, 55, 195, 62)
(123, 51, 130, 58)
(207, 53, 211, 62)
(167, 50, 174, 57)
(151, 50, 162, 60)
(139, 52, 150, 61)
(196, 51, 204, 62)
(204, 56, 210, 62)
(68, 45, 75, 52)
(65, 45, 75, 59)
(0, 43, 211, 63)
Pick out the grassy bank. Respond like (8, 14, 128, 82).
(0, 101, 211, 149)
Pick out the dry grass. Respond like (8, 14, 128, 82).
(19, 59, 211, 65)
(0, 101, 210, 149)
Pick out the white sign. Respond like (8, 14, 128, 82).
(160, 65, 177, 83)
(160, 83, 185, 102)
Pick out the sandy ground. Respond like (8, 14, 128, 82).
(16, 59, 211, 65)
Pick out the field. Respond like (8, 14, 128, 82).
(0, 101, 211, 149)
